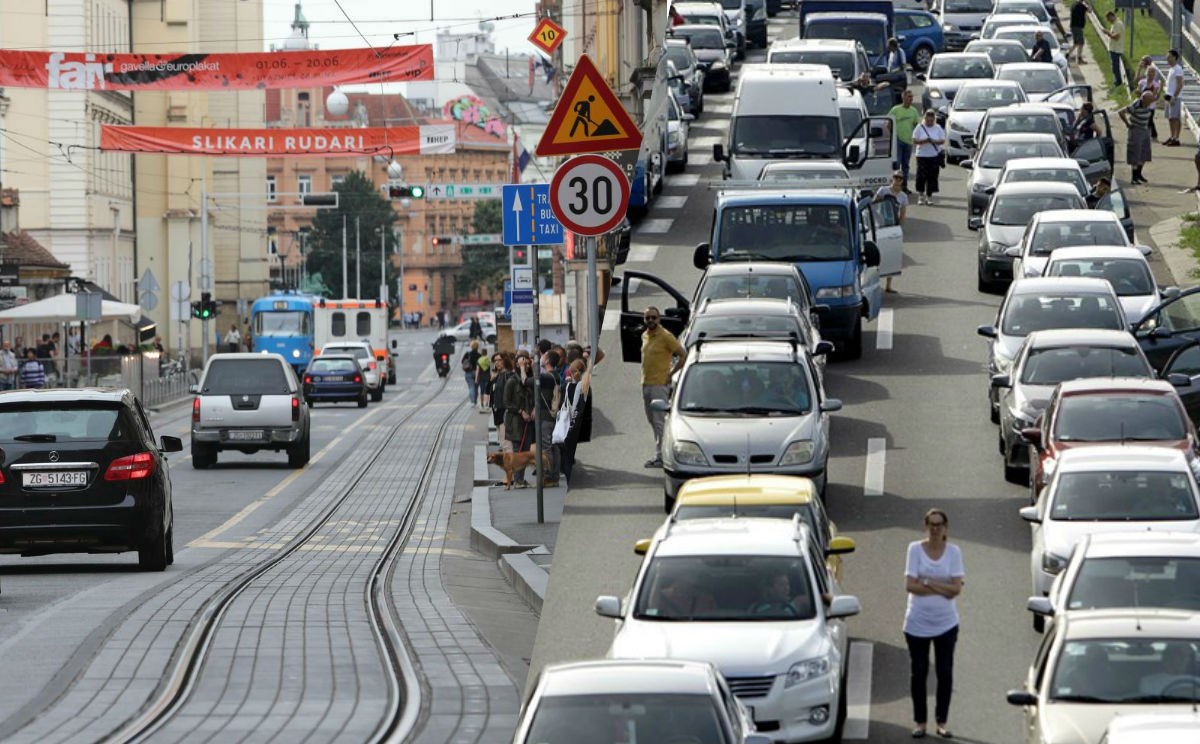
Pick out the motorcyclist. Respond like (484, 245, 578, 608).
(432, 334, 456, 376)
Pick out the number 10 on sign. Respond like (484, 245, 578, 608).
(549, 154, 630, 236)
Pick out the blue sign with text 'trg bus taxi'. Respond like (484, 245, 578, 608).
(502, 184, 565, 246)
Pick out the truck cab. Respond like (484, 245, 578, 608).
(693, 188, 899, 359)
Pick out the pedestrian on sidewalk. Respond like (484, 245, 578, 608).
(504, 352, 534, 488)
(1184, 146, 1200, 192)
(913, 109, 946, 205)
(904, 508, 965, 740)
(1069, 0, 1088, 63)
(1134, 56, 1163, 139)
(1164, 49, 1186, 146)
(559, 360, 590, 482)
(490, 351, 512, 444)
(531, 352, 559, 486)
(640, 306, 684, 469)
(18, 349, 45, 389)
(223, 324, 241, 353)
(1047, 0, 1069, 42)
(476, 345, 492, 412)
(889, 89, 921, 192)
(1120, 90, 1156, 184)
(876, 173, 908, 294)
(0, 341, 17, 391)
(1102, 11, 1125, 87)
(462, 339, 482, 406)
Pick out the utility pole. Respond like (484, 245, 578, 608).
(379, 228, 387, 303)
(200, 188, 210, 364)
(341, 215, 348, 299)
(1171, 0, 1183, 54)
(355, 216, 362, 299)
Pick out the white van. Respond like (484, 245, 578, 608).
(313, 299, 397, 384)
(765, 37, 871, 82)
(715, 63, 892, 182)
(837, 86, 896, 190)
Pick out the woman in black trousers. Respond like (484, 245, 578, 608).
(912, 109, 947, 206)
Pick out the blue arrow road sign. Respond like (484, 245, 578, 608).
(502, 184, 565, 246)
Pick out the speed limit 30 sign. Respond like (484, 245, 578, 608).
(549, 154, 631, 236)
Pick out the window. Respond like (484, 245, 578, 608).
(330, 311, 346, 337)
(298, 175, 312, 195)
(0, 404, 129, 442)
(356, 311, 372, 337)
(200, 359, 290, 395)
(266, 176, 277, 202)
(331, 175, 345, 189)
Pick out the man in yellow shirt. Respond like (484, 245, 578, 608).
(641, 306, 685, 468)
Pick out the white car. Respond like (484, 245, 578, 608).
(1010, 209, 1132, 280)
(1006, 608, 1200, 744)
(1104, 712, 1200, 744)
(1020, 446, 1200, 597)
(320, 341, 384, 401)
(943, 79, 1028, 161)
(596, 517, 861, 743)
(995, 61, 1066, 101)
(992, 0, 1054, 26)
(962, 134, 1064, 219)
(1042, 245, 1168, 324)
(980, 11, 1045, 39)
(995, 156, 1090, 198)
(992, 25, 1071, 82)
(1027, 531, 1200, 632)
(757, 161, 853, 185)
(447, 318, 497, 344)
(917, 52, 996, 116)
(667, 88, 693, 172)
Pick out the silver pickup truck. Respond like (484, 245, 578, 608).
(189, 353, 311, 469)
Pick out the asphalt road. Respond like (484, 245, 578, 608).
(523, 13, 1124, 743)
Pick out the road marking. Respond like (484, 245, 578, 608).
(656, 195, 688, 209)
(627, 244, 660, 263)
(706, 102, 733, 114)
(637, 218, 674, 234)
(864, 438, 887, 496)
(688, 152, 713, 167)
(876, 308, 894, 350)
(602, 311, 618, 331)
(670, 173, 701, 187)
(187, 401, 394, 548)
(691, 135, 722, 149)
(843, 641, 874, 740)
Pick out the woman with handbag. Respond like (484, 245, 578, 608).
(912, 109, 947, 206)
(503, 352, 535, 488)
(556, 360, 590, 481)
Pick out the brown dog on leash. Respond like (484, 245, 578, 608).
(487, 446, 550, 489)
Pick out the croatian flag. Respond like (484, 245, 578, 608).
(511, 134, 531, 183)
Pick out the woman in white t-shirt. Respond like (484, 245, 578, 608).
(903, 508, 964, 739)
(911, 109, 946, 206)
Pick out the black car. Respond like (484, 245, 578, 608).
(0, 388, 181, 570)
(669, 25, 734, 92)
(303, 354, 368, 407)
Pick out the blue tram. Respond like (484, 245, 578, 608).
(250, 293, 316, 373)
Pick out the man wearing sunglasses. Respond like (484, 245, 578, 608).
(641, 306, 684, 468)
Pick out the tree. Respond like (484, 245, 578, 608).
(454, 200, 508, 298)
(305, 171, 398, 299)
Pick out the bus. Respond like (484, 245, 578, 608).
(250, 293, 316, 374)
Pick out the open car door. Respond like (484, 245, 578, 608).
(1161, 340, 1200, 426)
(1069, 110, 1115, 182)
(1132, 286, 1200, 372)
(856, 199, 884, 320)
(617, 270, 691, 363)
(870, 195, 904, 278)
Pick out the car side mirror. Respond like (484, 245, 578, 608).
(1075, 157, 1091, 169)
(826, 536, 856, 555)
(814, 340, 835, 356)
(391, 339, 398, 349)
(594, 595, 622, 618)
(1135, 243, 1152, 256)
(871, 65, 888, 76)
(713, 143, 725, 161)
(862, 240, 881, 267)
(820, 398, 843, 412)
(1020, 427, 1042, 447)
(977, 325, 997, 338)
(649, 398, 670, 412)
(683, 112, 696, 121)
(1167, 372, 1192, 388)
(693, 243, 712, 269)
(1027, 596, 1054, 617)
(1019, 506, 1041, 523)
(915, 72, 927, 81)
(991, 373, 1011, 388)
(826, 595, 861, 619)
(160, 435, 183, 453)
(189, 385, 200, 394)
(1004, 246, 1020, 257)
(1151, 326, 1172, 339)
(984, 186, 996, 195)
(1162, 286, 1181, 299)
(968, 217, 982, 231)
(633, 538, 651, 555)
(1006, 690, 1038, 707)
(812, 304, 831, 317)
(846, 144, 862, 165)
(959, 159, 974, 169)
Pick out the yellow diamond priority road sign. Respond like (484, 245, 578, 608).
(528, 17, 567, 56)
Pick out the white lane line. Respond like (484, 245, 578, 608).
(602, 311, 619, 331)
(670, 173, 701, 187)
(864, 438, 887, 497)
(843, 641, 874, 740)
(656, 195, 688, 209)
(706, 103, 733, 114)
(627, 244, 660, 263)
(688, 152, 713, 167)
(691, 135, 723, 149)
(637, 218, 674, 234)
(876, 308, 894, 350)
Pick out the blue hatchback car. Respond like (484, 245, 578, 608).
(895, 9, 945, 71)
(302, 354, 368, 407)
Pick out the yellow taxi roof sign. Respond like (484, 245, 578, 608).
(536, 54, 643, 157)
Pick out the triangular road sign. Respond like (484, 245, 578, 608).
(536, 54, 643, 157)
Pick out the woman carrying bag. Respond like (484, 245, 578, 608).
(912, 109, 947, 206)
(503, 352, 535, 488)
(555, 360, 591, 481)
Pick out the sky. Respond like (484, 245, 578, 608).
(261, 0, 546, 56)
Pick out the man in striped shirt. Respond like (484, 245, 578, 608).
(18, 349, 45, 389)
(1119, 90, 1156, 185)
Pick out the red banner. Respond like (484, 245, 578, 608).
(0, 46, 432, 91)
(99, 125, 456, 156)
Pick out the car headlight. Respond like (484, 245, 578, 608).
(994, 353, 1014, 375)
(1010, 406, 1038, 430)
(971, 181, 990, 193)
(674, 440, 708, 466)
(927, 89, 944, 99)
(711, 60, 726, 70)
(815, 284, 856, 299)
(292, 349, 301, 358)
(785, 656, 831, 688)
(942, 22, 958, 32)
(987, 241, 1009, 254)
(669, 130, 682, 147)
(1041, 552, 1069, 575)
(735, 15, 745, 27)
(781, 440, 816, 466)
(949, 119, 970, 133)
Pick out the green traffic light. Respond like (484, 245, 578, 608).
(409, 185, 425, 199)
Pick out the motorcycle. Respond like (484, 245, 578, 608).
(432, 335, 455, 378)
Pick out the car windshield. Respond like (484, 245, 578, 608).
(1020, 346, 1150, 385)
(929, 57, 993, 78)
(678, 361, 812, 414)
(978, 140, 1061, 167)
(325, 346, 370, 360)
(998, 28, 1060, 49)
(985, 113, 1060, 139)
(634, 555, 816, 621)
(719, 0, 740, 8)
(1054, 394, 1188, 442)
(675, 27, 725, 49)
(808, 21, 885, 56)
(769, 50, 854, 80)
(1000, 292, 1124, 335)
(201, 359, 291, 394)
(717, 204, 852, 262)
(995, 2, 1048, 20)
(953, 85, 1025, 111)
(681, 12, 724, 26)
(0, 403, 128, 442)
(675, 504, 820, 537)
(309, 358, 358, 374)
(839, 107, 864, 139)
(254, 310, 309, 337)
(984, 18, 1034, 36)
(1029, 222, 1128, 256)
(1047, 258, 1155, 295)
(689, 313, 805, 344)
(997, 66, 1064, 94)
(968, 42, 1030, 65)
(524, 693, 726, 742)
(759, 166, 850, 182)
(1050, 640, 1200, 703)
(1068, 556, 1200, 612)
(695, 275, 805, 306)
(1050, 470, 1200, 521)
(1003, 168, 1087, 195)
(946, 0, 994, 11)
(990, 194, 1081, 225)
(665, 46, 694, 68)
(731, 115, 841, 156)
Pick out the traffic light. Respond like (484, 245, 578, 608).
(514, 248, 527, 262)
(300, 192, 338, 206)
(191, 292, 217, 320)
(431, 236, 454, 247)
(388, 185, 425, 199)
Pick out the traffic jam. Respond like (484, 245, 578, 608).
(517, 0, 1200, 742)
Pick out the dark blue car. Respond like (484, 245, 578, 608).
(303, 354, 367, 407)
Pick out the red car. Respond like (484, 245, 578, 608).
(1022, 377, 1199, 504)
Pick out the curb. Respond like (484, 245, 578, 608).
(1150, 216, 1195, 285)
(499, 553, 548, 614)
(147, 395, 192, 417)
(469, 485, 538, 559)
